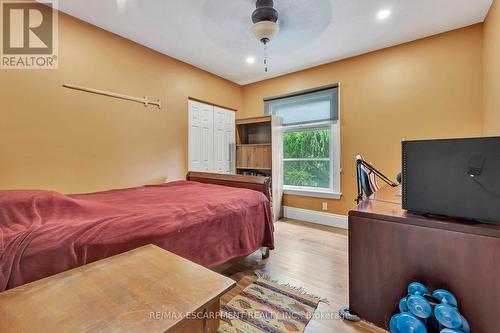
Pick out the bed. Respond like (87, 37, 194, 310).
(0, 172, 274, 291)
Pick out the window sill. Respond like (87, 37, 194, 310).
(283, 187, 342, 199)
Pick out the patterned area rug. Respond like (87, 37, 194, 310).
(218, 274, 324, 333)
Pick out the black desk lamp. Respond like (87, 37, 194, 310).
(355, 155, 399, 204)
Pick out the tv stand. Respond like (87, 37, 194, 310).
(348, 186, 500, 333)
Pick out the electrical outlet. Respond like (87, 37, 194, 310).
(322, 202, 328, 211)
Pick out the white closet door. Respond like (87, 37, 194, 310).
(213, 107, 235, 174)
(213, 107, 225, 173)
(188, 100, 214, 172)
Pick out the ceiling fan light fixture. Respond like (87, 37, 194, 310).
(250, 0, 279, 44)
(250, 20, 279, 44)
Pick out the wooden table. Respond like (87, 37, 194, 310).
(348, 186, 500, 333)
(0, 245, 236, 333)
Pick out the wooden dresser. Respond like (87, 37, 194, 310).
(0, 245, 236, 333)
(348, 186, 500, 333)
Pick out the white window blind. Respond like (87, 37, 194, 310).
(264, 85, 338, 125)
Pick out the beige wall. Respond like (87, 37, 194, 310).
(240, 25, 484, 215)
(483, 0, 500, 135)
(0, 13, 242, 193)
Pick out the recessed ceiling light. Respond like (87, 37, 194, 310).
(116, 0, 127, 13)
(246, 57, 256, 64)
(377, 9, 391, 21)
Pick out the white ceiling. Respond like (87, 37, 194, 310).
(58, 0, 493, 85)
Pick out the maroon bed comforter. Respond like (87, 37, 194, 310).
(0, 181, 274, 291)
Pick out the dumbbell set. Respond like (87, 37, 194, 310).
(390, 282, 470, 333)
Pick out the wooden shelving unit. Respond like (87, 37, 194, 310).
(236, 143, 272, 171)
(236, 116, 283, 220)
(236, 117, 272, 176)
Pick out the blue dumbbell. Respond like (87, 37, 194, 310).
(408, 282, 430, 296)
(405, 282, 433, 320)
(399, 297, 409, 313)
(459, 314, 470, 333)
(438, 312, 470, 333)
(396, 313, 428, 333)
(440, 329, 464, 333)
(432, 289, 458, 308)
(390, 313, 401, 333)
(407, 294, 433, 319)
(434, 304, 463, 329)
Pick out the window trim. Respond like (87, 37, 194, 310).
(283, 187, 342, 199)
(282, 120, 341, 199)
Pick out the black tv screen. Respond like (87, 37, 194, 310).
(402, 137, 500, 224)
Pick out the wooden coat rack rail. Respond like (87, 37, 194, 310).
(62, 84, 162, 109)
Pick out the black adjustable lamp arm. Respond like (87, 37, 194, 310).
(356, 159, 399, 203)
(357, 160, 399, 187)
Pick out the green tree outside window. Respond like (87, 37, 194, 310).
(283, 129, 331, 188)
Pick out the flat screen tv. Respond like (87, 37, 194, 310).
(402, 137, 500, 224)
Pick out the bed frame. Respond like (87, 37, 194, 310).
(186, 172, 272, 202)
(186, 171, 272, 259)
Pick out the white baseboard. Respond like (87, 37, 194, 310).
(283, 206, 348, 229)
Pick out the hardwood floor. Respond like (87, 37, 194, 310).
(214, 219, 387, 333)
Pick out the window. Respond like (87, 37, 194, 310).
(265, 85, 341, 199)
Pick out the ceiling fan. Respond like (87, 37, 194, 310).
(250, 0, 280, 72)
